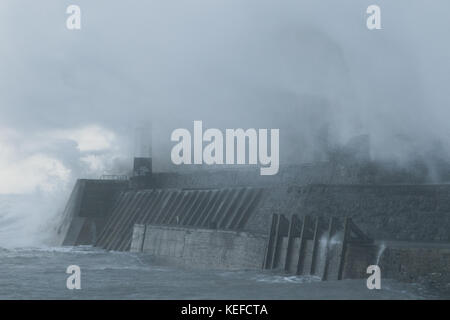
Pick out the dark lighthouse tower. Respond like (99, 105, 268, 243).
(130, 123, 153, 189)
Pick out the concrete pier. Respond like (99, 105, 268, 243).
(58, 165, 450, 293)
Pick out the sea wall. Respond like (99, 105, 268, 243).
(131, 224, 266, 270)
(130, 223, 377, 279)
(131, 224, 450, 291)
(94, 187, 263, 251)
(246, 184, 450, 242)
(378, 242, 450, 295)
(60, 181, 450, 247)
(269, 237, 377, 280)
(59, 179, 128, 246)
(150, 162, 362, 189)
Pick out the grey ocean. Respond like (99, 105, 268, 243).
(0, 246, 437, 300)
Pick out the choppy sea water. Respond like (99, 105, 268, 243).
(0, 246, 440, 300)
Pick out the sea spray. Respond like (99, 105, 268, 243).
(376, 242, 386, 266)
(316, 232, 344, 278)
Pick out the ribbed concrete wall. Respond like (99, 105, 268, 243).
(62, 182, 450, 247)
(247, 185, 450, 242)
(95, 187, 263, 251)
(275, 238, 377, 280)
(60, 179, 128, 246)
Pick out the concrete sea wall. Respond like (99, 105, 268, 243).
(59, 179, 128, 245)
(57, 164, 450, 292)
(131, 223, 450, 293)
(150, 162, 363, 189)
(247, 184, 450, 242)
(130, 223, 377, 280)
(94, 187, 263, 251)
(131, 224, 266, 270)
(60, 180, 450, 247)
(378, 242, 450, 295)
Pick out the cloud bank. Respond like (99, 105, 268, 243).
(0, 0, 449, 245)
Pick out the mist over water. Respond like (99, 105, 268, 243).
(1, 1, 450, 245)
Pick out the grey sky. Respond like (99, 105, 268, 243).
(0, 0, 450, 192)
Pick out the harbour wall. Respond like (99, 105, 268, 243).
(58, 179, 128, 245)
(130, 224, 266, 270)
(57, 163, 450, 293)
(60, 180, 450, 246)
(130, 224, 377, 280)
(247, 184, 450, 242)
(378, 242, 450, 295)
(131, 224, 450, 294)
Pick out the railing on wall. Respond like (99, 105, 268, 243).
(99, 175, 129, 181)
